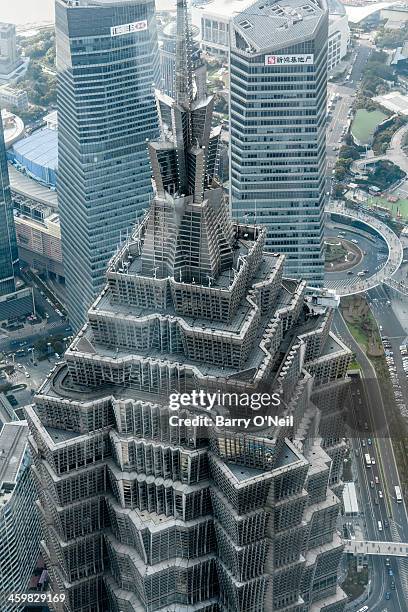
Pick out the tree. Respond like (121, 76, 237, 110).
(33, 337, 48, 356)
(334, 183, 345, 198)
(376, 25, 408, 49)
(369, 160, 405, 189)
(339, 144, 360, 161)
(334, 163, 347, 181)
(372, 115, 408, 156)
(214, 94, 227, 114)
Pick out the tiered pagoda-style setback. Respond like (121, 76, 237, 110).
(26, 1, 352, 610)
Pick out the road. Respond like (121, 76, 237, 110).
(346, 373, 390, 610)
(334, 308, 408, 610)
(325, 220, 388, 292)
(0, 319, 70, 354)
(326, 40, 372, 194)
(0, 273, 70, 357)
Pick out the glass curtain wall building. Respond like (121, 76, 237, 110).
(230, 0, 328, 287)
(56, 0, 160, 330)
(0, 116, 18, 297)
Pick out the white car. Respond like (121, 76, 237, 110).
(379, 490, 383, 499)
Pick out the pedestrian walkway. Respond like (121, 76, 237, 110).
(385, 277, 408, 297)
(326, 201, 403, 296)
(344, 539, 408, 557)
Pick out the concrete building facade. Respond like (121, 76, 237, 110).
(0, 85, 28, 111)
(56, 0, 160, 330)
(15, 211, 64, 280)
(327, 0, 349, 73)
(27, 1, 350, 610)
(0, 421, 41, 612)
(0, 24, 19, 76)
(229, 0, 328, 287)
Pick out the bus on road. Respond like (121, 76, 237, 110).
(364, 453, 371, 467)
(395, 486, 402, 503)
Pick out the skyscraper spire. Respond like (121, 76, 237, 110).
(141, 0, 230, 281)
(149, 0, 218, 204)
(174, 0, 194, 107)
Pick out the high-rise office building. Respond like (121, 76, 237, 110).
(0, 117, 33, 320)
(27, 1, 350, 610)
(230, 0, 328, 287)
(0, 117, 18, 296)
(56, 0, 160, 330)
(0, 23, 20, 76)
(0, 422, 41, 612)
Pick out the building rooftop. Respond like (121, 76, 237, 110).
(345, 1, 397, 24)
(374, 91, 408, 116)
(0, 421, 28, 494)
(343, 481, 359, 514)
(44, 110, 58, 130)
(1, 109, 24, 148)
(0, 393, 15, 427)
(11, 128, 58, 185)
(192, 0, 255, 21)
(8, 163, 58, 208)
(14, 210, 61, 238)
(232, 0, 326, 53)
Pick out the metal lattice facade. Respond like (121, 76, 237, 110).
(27, 1, 351, 610)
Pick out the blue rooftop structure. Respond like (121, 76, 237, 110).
(8, 128, 58, 187)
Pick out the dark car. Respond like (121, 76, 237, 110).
(385, 592, 391, 600)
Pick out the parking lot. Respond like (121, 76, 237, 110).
(382, 335, 408, 419)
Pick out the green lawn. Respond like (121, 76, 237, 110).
(367, 195, 408, 220)
(351, 109, 387, 145)
(348, 358, 361, 371)
(346, 322, 369, 351)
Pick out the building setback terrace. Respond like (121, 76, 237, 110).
(25, 1, 351, 610)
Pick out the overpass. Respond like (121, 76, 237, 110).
(325, 201, 403, 295)
(345, 525, 408, 601)
(344, 539, 408, 558)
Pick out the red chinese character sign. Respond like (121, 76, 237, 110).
(264, 54, 314, 66)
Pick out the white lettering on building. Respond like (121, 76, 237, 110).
(264, 54, 314, 66)
(110, 21, 148, 37)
